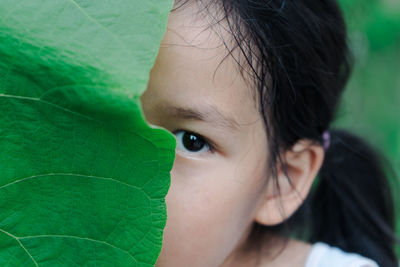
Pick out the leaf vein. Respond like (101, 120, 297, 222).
(68, 0, 132, 58)
(0, 228, 39, 267)
(0, 173, 148, 199)
(18, 234, 138, 264)
(0, 93, 97, 122)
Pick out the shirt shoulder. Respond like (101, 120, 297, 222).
(304, 242, 379, 267)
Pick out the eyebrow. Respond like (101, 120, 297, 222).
(157, 103, 240, 131)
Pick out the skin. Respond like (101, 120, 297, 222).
(140, 2, 324, 266)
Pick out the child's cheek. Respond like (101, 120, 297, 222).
(158, 154, 266, 266)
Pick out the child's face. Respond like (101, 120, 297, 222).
(141, 3, 270, 266)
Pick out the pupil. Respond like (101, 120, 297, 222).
(183, 132, 205, 151)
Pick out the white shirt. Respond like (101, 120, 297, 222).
(304, 242, 379, 267)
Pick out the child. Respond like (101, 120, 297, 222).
(140, 0, 398, 266)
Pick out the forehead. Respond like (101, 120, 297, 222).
(146, 1, 260, 125)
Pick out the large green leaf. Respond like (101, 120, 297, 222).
(0, 0, 175, 266)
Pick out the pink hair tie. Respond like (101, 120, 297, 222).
(322, 130, 331, 151)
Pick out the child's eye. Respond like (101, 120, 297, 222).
(173, 130, 214, 155)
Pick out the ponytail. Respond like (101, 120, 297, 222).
(308, 129, 398, 267)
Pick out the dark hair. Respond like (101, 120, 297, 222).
(172, 0, 399, 266)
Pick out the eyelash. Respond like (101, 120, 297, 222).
(172, 129, 216, 154)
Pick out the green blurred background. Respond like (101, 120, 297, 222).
(337, 0, 400, 253)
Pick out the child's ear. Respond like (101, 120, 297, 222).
(253, 139, 324, 226)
